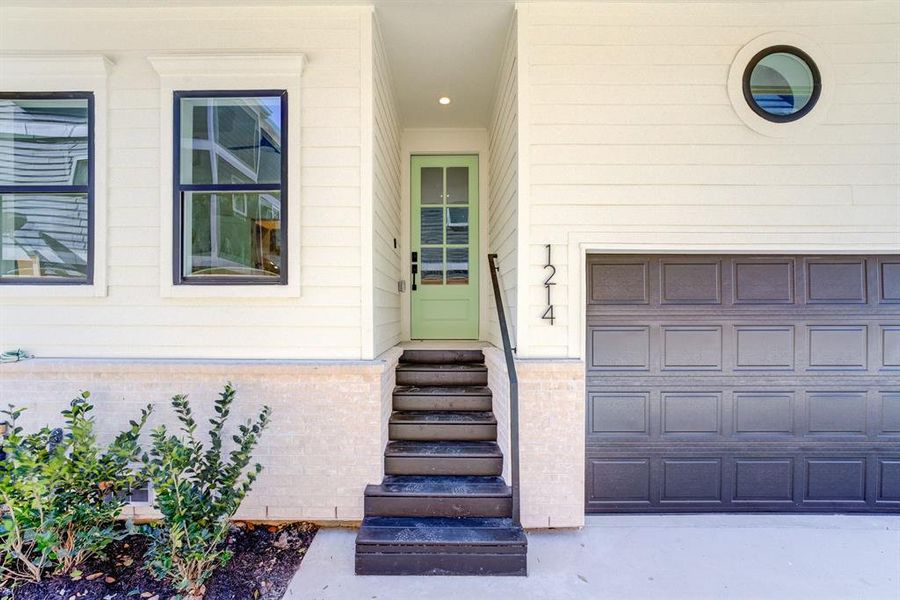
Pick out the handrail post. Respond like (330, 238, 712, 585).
(488, 253, 520, 526)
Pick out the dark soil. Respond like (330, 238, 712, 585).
(3, 522, 318, 600)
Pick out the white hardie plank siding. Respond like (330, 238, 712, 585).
(487, 14, 519, 348)
(0, 5, 369, 359)
(372, 15, 403, 357)
(521, 0, 900, 358)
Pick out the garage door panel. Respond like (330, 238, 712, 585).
(882, 327, 900, 368)
(588, 326, 650, 370)
(589, 391, 650, 436)
(661, 326, 723, 370)
(880, 393, 900, 434)
(586, 254, 900, 513)
(590, 260, 650, 305)
(733, 259, 795, 304)
(661, 392, 722, 436)
(733, 392, 796, 435)
(804, 258, 869, 305)
(588, 459, 652, 506)
(876, 459, 900, 503)
(734, 458, 794, 502)
(660, 259, 722, 305)
(804, 458, 867, 502)
(880, 260, 900, 303)
(807, 326, 868, 370)
(734, 326, 795, 370)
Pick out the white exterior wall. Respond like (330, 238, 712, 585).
(487, 15, 520, 348)
(371, 16, 403, 356)
(0, 4, 378, 360)
(516, 0, 900, 359)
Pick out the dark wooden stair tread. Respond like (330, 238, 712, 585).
(400, 349, 485, 364)
(390, 411, 496, 424)
(394, 385, 491, 397)
(357, 517, 525, 547)
(385, 441, 502, 458)
(396, 363, 487, 372)
(366, 476, 511, 497)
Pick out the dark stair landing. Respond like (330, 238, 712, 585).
(355, 349, 526, 576)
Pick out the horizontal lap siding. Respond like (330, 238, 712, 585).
(523, 1, 900, 359)
(487, 16, 519, 348)
(0, 6, 369, 359)
(372, 17, 402, 356)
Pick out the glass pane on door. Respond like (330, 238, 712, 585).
(421, 167, 443, 204)
(446, 167, 468, 204)
(420, 247, 443, 284)
(446, 207, 468, 244)
(446, 247, 468, 284)
(421, 207, 443, 244)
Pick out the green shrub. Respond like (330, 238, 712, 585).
(142, 384, 270, 597)
(0, 392, 151, 584)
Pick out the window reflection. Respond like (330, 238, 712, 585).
(0, 95, 92, 282)
(180, 96, 282, 186)
(176, 93, 286, 282)
(183, 192, 281, 277)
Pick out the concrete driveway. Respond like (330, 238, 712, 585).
(285, 515, 900, 600)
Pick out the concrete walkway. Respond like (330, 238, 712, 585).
(285, 515, 900, 600)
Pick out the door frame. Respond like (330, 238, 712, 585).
(399, 129, 490, 342)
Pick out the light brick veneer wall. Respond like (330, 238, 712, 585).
(485, 347, 585, 529)
(0, 348, 401, 523)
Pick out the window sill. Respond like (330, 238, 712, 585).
(160, 282, 300, 299)
(0, 283, 108, 299)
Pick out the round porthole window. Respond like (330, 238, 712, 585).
(743, 45, 821, 122)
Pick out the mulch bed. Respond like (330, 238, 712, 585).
(3, 522, 318, 600)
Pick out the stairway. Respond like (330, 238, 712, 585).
(355, 349, 527, 576)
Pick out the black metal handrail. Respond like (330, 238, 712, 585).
(487, 253, 520, 525)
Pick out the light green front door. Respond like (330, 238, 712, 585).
(411, 155, 479, 339)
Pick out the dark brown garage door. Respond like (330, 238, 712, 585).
(586, 255, 900, 513)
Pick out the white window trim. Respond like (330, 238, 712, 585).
(0, 54, 111, 298)
(148, 54, 306, 299)
(727, 32, 834, 138)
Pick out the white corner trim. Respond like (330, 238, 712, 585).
(727, 31, 834, 138)
(0, 54, 111, 299)
(148, 53, 307, 78)
(151, 53, 305, 299)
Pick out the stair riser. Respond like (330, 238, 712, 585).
(385, 457, 503, 477)
(389, 423, 497, 442)
(356, 552, 527, 576)
(396, 371, 488, 387)
(365, 496, 512, 518)
(393, 396, 492, 412)
(400, 350, 485, 364)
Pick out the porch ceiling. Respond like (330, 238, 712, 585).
(376, 0, 514, 128)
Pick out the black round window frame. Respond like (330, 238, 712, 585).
(742, 44, 822, 123)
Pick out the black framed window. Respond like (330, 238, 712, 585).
(0, 92, 94, 284)
(743, 46, 821, 123)
(173, 91, 288, 285)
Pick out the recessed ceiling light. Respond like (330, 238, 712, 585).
(438, 96, 451, 105)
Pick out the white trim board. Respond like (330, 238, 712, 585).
(147, 53, 306, 299)
(0, 54, 112, 299)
